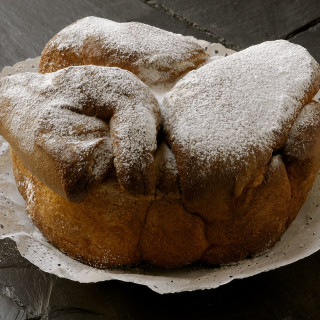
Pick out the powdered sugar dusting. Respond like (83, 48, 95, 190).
(163, 40, 319, 179)
(1, 39, 319, 201)
(45, 16, 207, 84)
(52, 16, 202, 62)
(0, 65, 160, 199)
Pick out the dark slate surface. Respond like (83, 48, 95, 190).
(1, 238, 320, 319)
(142, 0, 320, 61)
(0, 0, 320, 318)
(290, 22, 320, 63)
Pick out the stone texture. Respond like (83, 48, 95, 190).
(290, 22, 320, 63)
(141, 0, 320, 49)
(1, 237, 320, 318)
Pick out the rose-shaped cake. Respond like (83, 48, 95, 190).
(0, 17, 320, 268)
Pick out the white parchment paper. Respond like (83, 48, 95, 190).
(1, 42, 320, 294)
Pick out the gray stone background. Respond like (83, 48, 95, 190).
(0, 0, 320, 318)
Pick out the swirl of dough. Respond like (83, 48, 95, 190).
(39, 16, 208, 85)
(0, 65, 161, 201)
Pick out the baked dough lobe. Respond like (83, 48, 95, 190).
(0, 65, 160, 201)
(163, 40, 320, 222)
(202, 154, 292, 264)
(39, 17, 209, 85)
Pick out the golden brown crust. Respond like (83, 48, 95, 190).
(139, 200, 208, 267)
(201, 155, 292, 264)
(12, 150, 149, 267)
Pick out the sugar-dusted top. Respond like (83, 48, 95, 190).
(41, 16, 208, 84)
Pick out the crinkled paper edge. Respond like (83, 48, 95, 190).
(0, 42, 320, 294)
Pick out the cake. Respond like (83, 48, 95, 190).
(0, 17, 320, 268)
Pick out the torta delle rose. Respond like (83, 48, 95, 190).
(0, 17, 320, 268)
